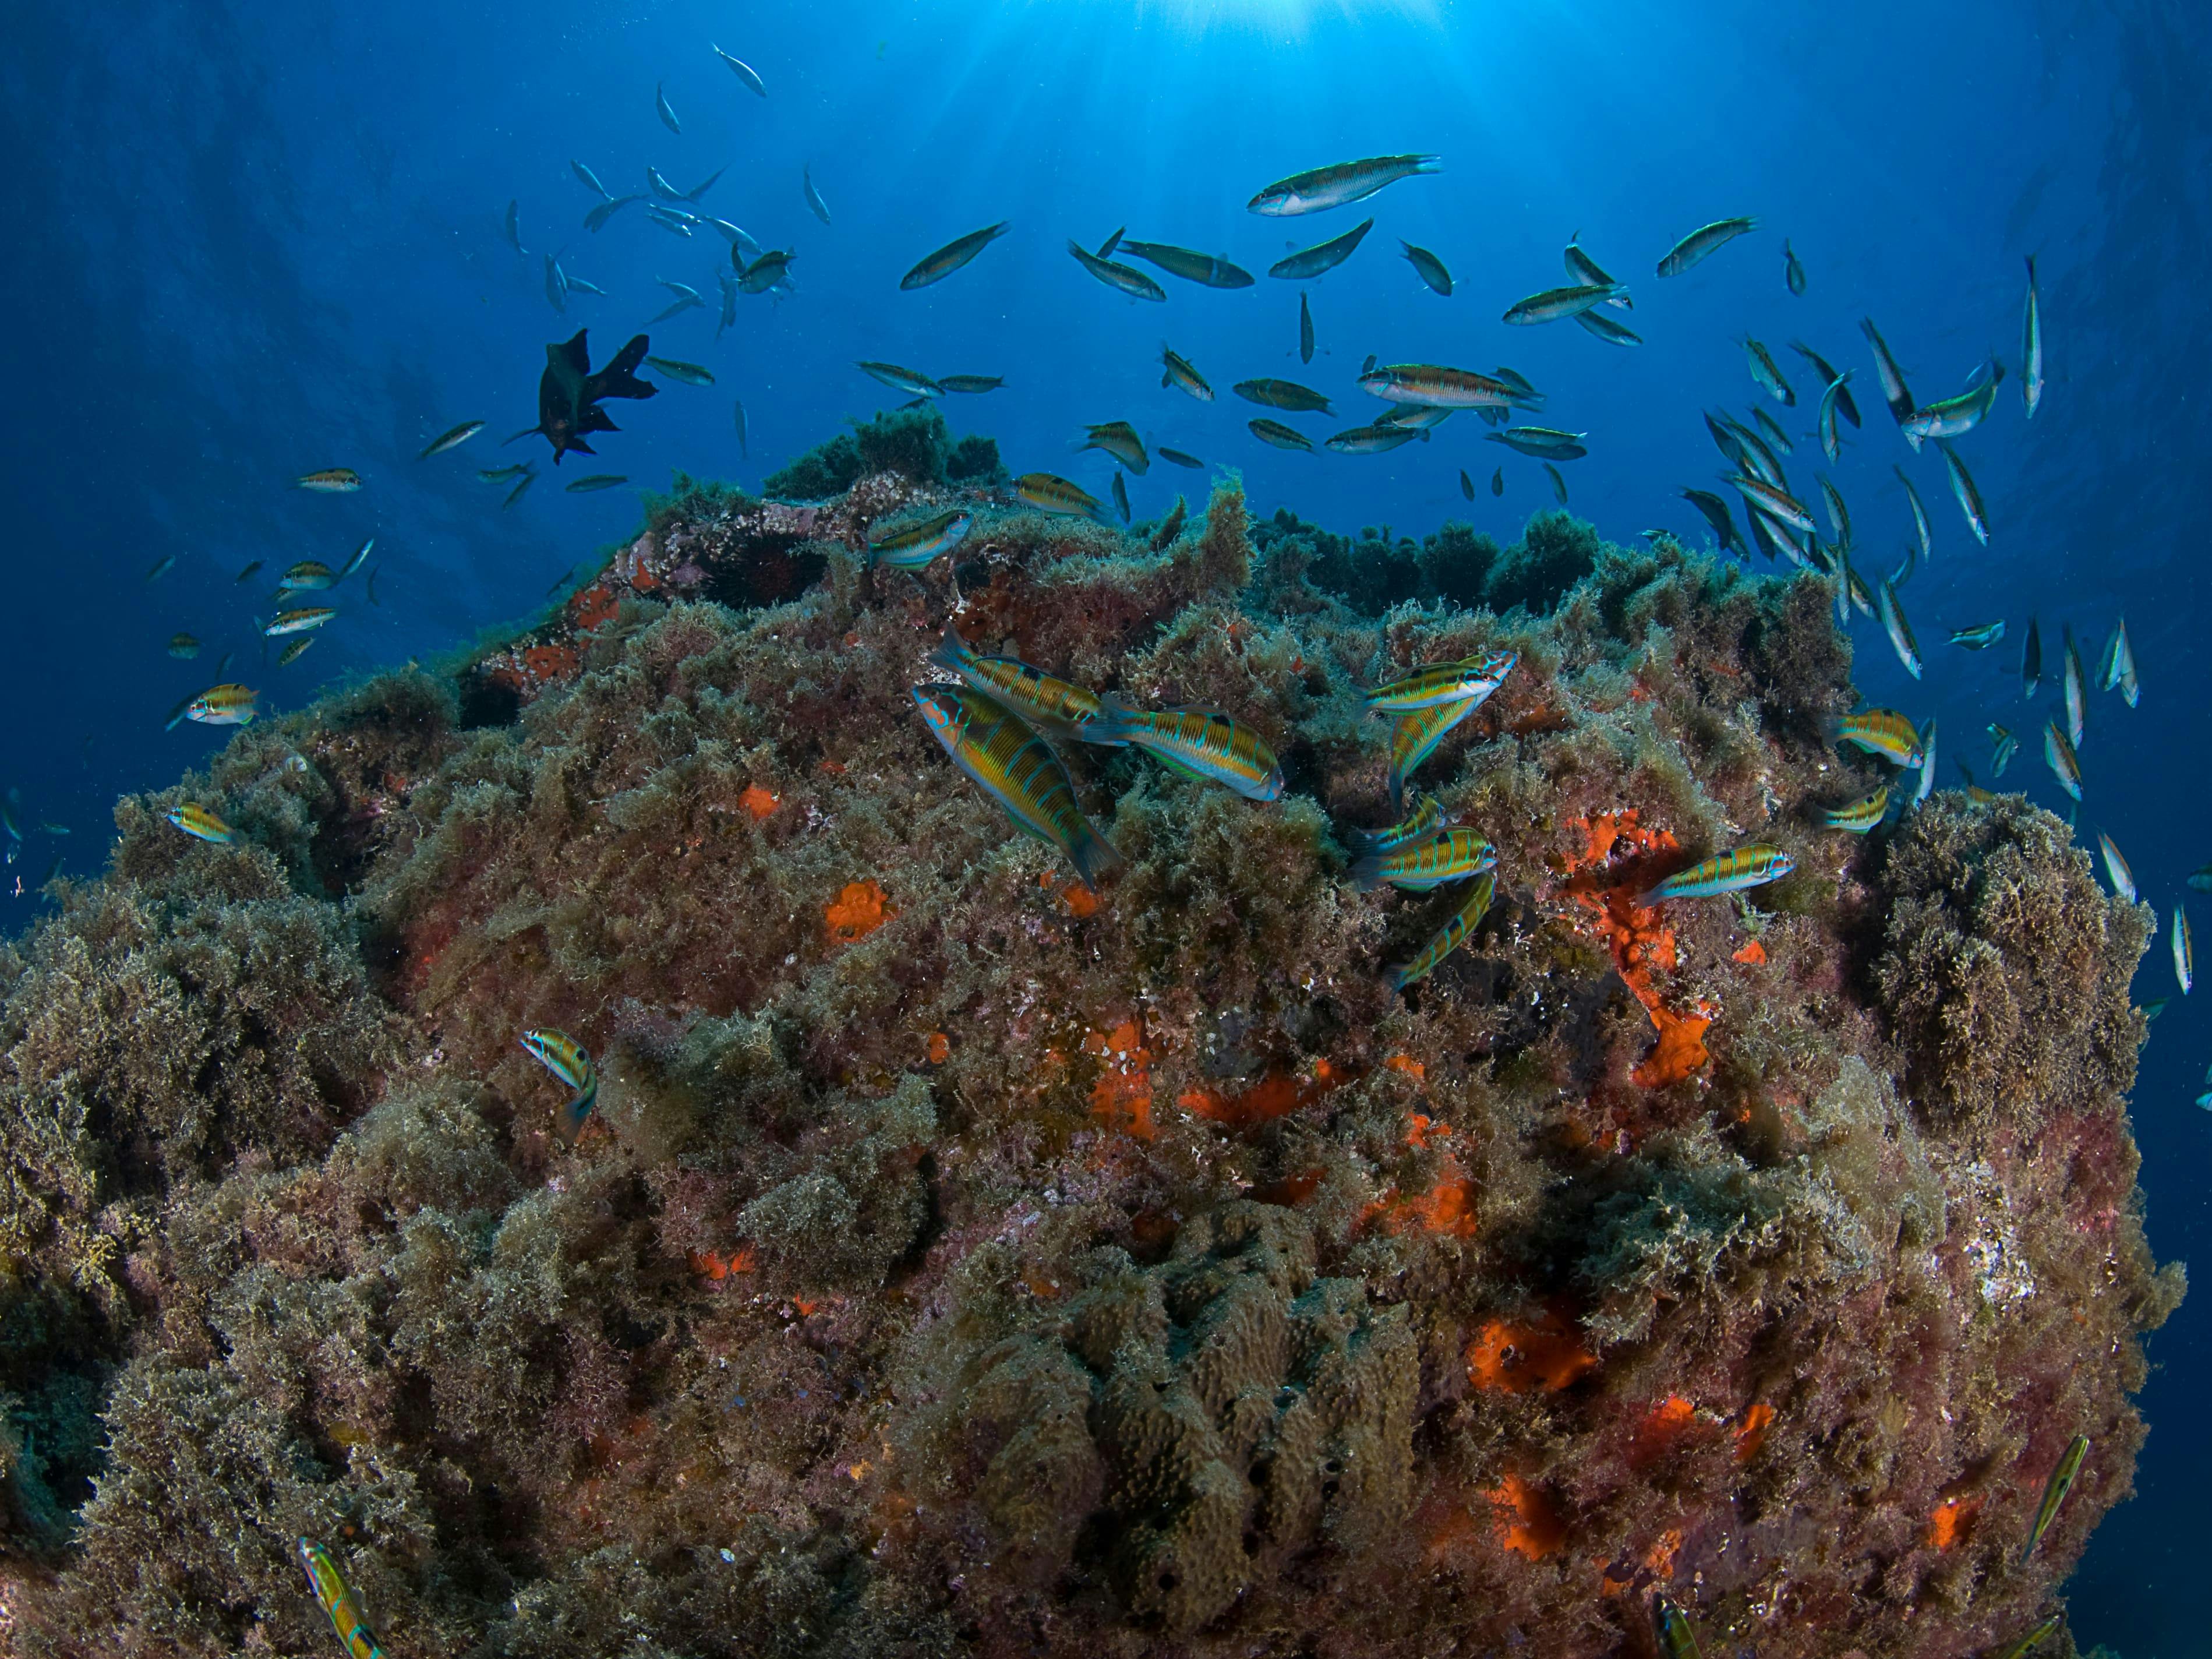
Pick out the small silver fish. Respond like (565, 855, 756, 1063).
(2023, 255, 2045, 418)
(712, 44, 768, 97)
(804, 163, 831, 225)
(655, 81, 681, 135)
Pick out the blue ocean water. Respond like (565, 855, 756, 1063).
(0, 1, 2203, 1647)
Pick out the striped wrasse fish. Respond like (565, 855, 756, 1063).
(186, 683, 259, 726)
(1830, 708, 1925, 768)
(1387, 696, 1483, 808)
(2022, 1434, 2089, 1561)
(1013, 472, 1108, 523)
(264, 606, 338, 637)
(911, 683, 1121, 883)
(1357, 362, 1536, 410)
(1363, 648, 1517, 716)
(1821, 785, 1889, 834)
(1248, 154, 1440, 216)
(520, 1027, 598, 1142)
(1638, 844, 1796, 905)
(927, 624, 1111, 741)
(1087, 701, 1283, 802)
(2044, 721, 2082, 801)
(1387, 870, 1495, 993)
(165, 803, 235, 843)
(1350, 828, 1496, 892)
(1348, 795, 1444, 854)
(868, 508, 973, 570)
(299, 1537, 386, 1659)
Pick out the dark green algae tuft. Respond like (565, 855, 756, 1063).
(0, 445, 2182, 1659)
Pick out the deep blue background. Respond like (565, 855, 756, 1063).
(1, 0, 2204, 1646)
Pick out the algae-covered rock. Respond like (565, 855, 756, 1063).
(0, 449, 2178, 1659)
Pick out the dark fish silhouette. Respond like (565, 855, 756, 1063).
(511, 330, 658, 464)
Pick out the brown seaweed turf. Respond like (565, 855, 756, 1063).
(0, 425, 2182, 1658)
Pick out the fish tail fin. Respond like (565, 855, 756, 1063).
(559, 1077, 599, 1143)
(927, 623, 973, 676)
(1082, 694, 1135, 749)
(1411, 155, 1443, 175)
(589, 334, 657, 401)
(1348, 849, 1390, 892)
(1069, 823, 1124, 888)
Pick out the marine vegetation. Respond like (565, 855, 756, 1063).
(0, 449, 2182, 1659)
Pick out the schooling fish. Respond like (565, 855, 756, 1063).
(1832, 708, 1925, 768)
(296, 468, 361, 492)
(1351, 828, 1496, 892)
(1859, 316, 1916, 427)
(1487, 427, 1586, 461)
(1990, 723, 2018, 776)
(1891, 467, 1932, 564)
(928, 623, 1109, 741)
(1349, 795, 1446, 855)
(1359, 363, 1532, 410)
(543, 253, 570, 314)
(1750, 406, 1793, 455)
(1236, 377, 1333, 414)
(654, 81, 681, 135)
(1564, 237, 1631, 308)
(1878, 577, 1922, 679)
(1397, 239, 1452, 296)
(1914, 719, 1938, 806)
(263, 606, 336, 637)
(1726, 475, 1817, 536)
(1817, 372, 1851, 462)
(1656, 216, 1756, 277)
(2062, 625, 2087, 744)
(1268, 218, 1374, 281)
(1901, 359, 2005, 446)
(2023, 255, 2045, 418)
(418, 419, 484, 460)
(1574, 307, 1642, 346)
(1299, 291, 1315, 363)
(1248, 154, 1439, 216)
(1992, 1615, 2062, 1659)
(1504, 283, 1624, 326)
(1088, 703, 1284, 802)
(186, 683, 258, 726)
(913, 683, 1121, 883)
(644, 356, 714, 386)
(1387, 869, 1494, 993)
(2100, 616, 2139, 707)
(1068, 239, 1167, 301)
(1079, 421, 1149, 473)
(1158, 446, 1205, 470)
(2044, 721, 2083, 800)
(2176, 905, 2194, 993)
(2022, 615, 2043, 698)
(901, 223, 1010, 290)
(712, 44, 767, 96)
(1783, 239, 1807, 296)
(1327, 424, 1426, 454)
(1015, 472, 1108, 522)
(1680, 488, 1747, 557)
(1364, 649, 1517, 716)
(299, 1537, 386, 1659)
(234, 559, 264, 583)
(167, 632, 201, 659)
(1248, 418, 1314, 451)
(1160, 345, 1213, 401)
(1950, 621, 2005, 650)
(503, 199, 526, 256)
(2022, 1434, 2089, 1562)
(1932, 440, 1989, 544)
(165, 803, 234, 845)
(565, 474, 629, 492)
(1387, 696, 1483, 808)
(521, 1027, 599, 1142)
(2098, 832, 2136, 902)
(1377, 404, 1452, 432)
(1116, 240, 1255, 288)
(1545, 463, 1568, 504)
(1459, 470, 1475, 501)
(1490, 468, 1504, 497)
(859, 361, 942, 398)
(1822, 784, 1890, 833)
(278, 637, 316, 667)
(570, 158, 609, 198)
(1639, 844, 1796, 905)
(584, 193, 644, 233)
(803, 163, 831, 225)
(868, 508, 972, 570)
(1790, 341, 1861, 426)
(504, 471, 538, 509)
(938, 375, 1002, 396)
(1111, 472, 1132, 521)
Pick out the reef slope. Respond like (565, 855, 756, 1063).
(0, 421, 2182, 1658)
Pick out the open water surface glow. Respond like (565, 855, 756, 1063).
(0, 1, 2206, 1649)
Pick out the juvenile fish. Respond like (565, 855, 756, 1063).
(296, 468, 361, 492)
(1117, 240, 1253, 287)
(1080, 421, 1149, 472)
(1822, 784, 1889, 833)
(1387, 696, 1483, 806)
(1744, 338, 1796, 405)
(1351, 828, 1496, 892)
(1783, 239, 1807, 296)
(1299, 291, 1315, 363)
(2022, 1434, 2089, 1561)
(1656, 216, 1757, 277)
(2044, 721, 2083, 801)
(1832, 708, 1925, 767)
(1364, 649, 1517, 716)
(1089, 703, 1284, 801)
(419, 419, 485, 458)
(1386, 870, 1494, 993)
(165, 803, 235, 845)
(1268, 218, 1374, 280)
(1248, 154, 1439, 215)
(868, 508, 973, 570)
(712, 44, 767, 96)
(2176, 905, 2194, 994)
(1878, 577, 1921, 679)
(1680, 488, 1747, 557)
(1248, 418, 1313, 451)
(1638, 844, 1796, 905)
(584, 193, 643, 233)
(1349, 795, 1446, 854)
(1950, 622, 2005, 650)
(235, 559, 264, 582)
(264, 606, 336, 636)
(2097, 832, 2136, 901)
(1933, 440, 1989, 544)
(1574, 308, 1642, 346)
(1068, 239, 1167, 301)
(521, 1027, 599, 1142)
(1401, 241, 1451, 295)
(939, 375, 1002, 394)
(186, 683, 259, 727)
(1790, 341, 1861, 426)
(299, 1537, 386, 1659)
(1326, 424, 1426, 453)
(2100, 616, 2139, 707)
(645, 356, 715, 386)
(1989, 723, 2018, 776)
(1158, 447, 1205, 470)
(900, 223, 1010, 290)
(1859, 316, 1916, 426)
(859, 361, 942, 398)
(1015, 472, 1108, 521)
(1901, 360, 2005, 446)
(566, 474, 628, 492)
(1652, 1593, 1704, 1659)
(2022, 255, 2045, 417)
(1487, 427, 1586, 460)
(1504, 282, 1624, 326)
(655, 81, 681, 135)
(1160, 345, 1213, 401)
(803, 163, 831, 225)
(1236, 377, 1332, 414)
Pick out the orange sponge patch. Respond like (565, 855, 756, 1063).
(825, 880, 893, 943)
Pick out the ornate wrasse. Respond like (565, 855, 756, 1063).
(520, 1028, 598, 1141)
(1821, 785, 1889, 833)
(1350, 828, 1496, 892)
(1638, 844, 1797, 904)
(1349, 795, 1444, 854)
(911, 683, 1121, 884)
(1387, 870, 1494, 993)
(1363, 649, 1518, 716)
(1387, 696, 1483, 807)
(867, 508, 972, 570)
(1831, 708, 1925, 768)
(299, 1537, 386, 1659)
(1087, 701, 1282, 802)
(927, 624, 1109, 740)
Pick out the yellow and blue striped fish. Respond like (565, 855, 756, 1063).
(2044, 721, 2083, 801)
(1639, 845, 1796, 905)
(1991, 1615, 2062, 1659)
(165, 803, 234, 844)
(868, 507, 973, 570)
(911, 683, 1121, 883)
(1013, 472, 1108, 523)
(296, 468, 362, 492)
(2022, 1433, 2089, 1561)
(520, 1028, 598, 1142)
(1652, 1592, 1703, 1659)
(298, 1537, 386, 1659)
(280, 560, 338, 592)
(264, 606, 338, 637)
(1830, 708, 1924, 768)
(1348, 794, 1444, 854)
(1363, 648, 1518, 716)
(186, 683, 259, 726)
(1821, 784, 1889, 834)
(1088, 700, 1283, 802)
(1387, 696, 1483, 807)
(1350, 828, 1496, 892)
(1387, 870, 1495, 993)
(928, 624, 1112, 742)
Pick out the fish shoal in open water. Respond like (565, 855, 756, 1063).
(521, 1026, 599, 1142)
(1359, 362, 1536, 410)
(1161, 345, 1213, 401)
(1118, 239, 1253, 287)
(1248, 154, 1439, 216)
(1248, 418, 1313, 451)
(1069, 239, 1166, 301)
(264, 606, 337, 637)
(913, 682, 1121, 883)
(1656, 216, 1756, 277)
(1267, 218, 1373, 281)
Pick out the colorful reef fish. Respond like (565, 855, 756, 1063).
(1086, 702, 1284, 802)
(1349, 795, 1445, 854)
(1387, 696, 1483, 808)
(185, 683, 259, 726)
(1363, 649, 1517, 716)
(1822, 785, 1889, 833)
(927, 623, 1108, 740)
(165, 803, 234, 844)
(299, 1537, 386, 1659)
(520, 1027, 599, 1142)
(911, 682, 1121, 883)
(1387, 869, 1495, 993)
(1638, 845, 1797, 905)
(2022, 1434, 2089, 1561)
(867, 507, 972, 570)
(1831, 708, 1925, 768)
(1349, 828, 1496, 892)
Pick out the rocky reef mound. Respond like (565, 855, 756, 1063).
(0, 417, 2182, 1658)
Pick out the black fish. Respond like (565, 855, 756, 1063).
(512, 329, 658, 465)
